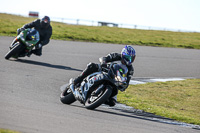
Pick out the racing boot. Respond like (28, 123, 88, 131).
(104, 97, 117, 107)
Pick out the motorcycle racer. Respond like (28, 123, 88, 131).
(17, 16, 52, 56)
(73, 45, 136, 106)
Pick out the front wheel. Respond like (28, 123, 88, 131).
(60, 86, 76, 104)
(5, 42, 22, 60)
(85, 85, 112, 110)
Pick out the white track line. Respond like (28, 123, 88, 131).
(129, 78, 185, 85)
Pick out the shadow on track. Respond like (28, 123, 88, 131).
(15, 59, 82, 72)
(67, 104, 171, 122)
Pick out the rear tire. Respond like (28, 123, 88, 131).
(60, 86, 76, 104)
(85, 85, 112, 110)
(5, 42, 22, 60)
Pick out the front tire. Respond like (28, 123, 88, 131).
(60, 86, 76, 104)
(5, 42, 22, 60)
(85, 85, 112, 110)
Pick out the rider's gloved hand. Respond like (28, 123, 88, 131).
(17, 28, 25, 35)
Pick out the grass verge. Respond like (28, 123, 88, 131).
(0, 13, 200, 49)
(0, 129, 20, 133)
(117, 79, 200, 125)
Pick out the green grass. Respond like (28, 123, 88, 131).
(1, 13, 200, 49)
(0, 129, 20, 133)
(118, 79, 200, 125)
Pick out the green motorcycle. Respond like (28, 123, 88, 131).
(5, 28, 40, 60)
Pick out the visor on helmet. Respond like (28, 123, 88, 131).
(124, 55, 134, 63)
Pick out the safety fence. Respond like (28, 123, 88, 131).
(50, 17, 195, 32)
(20, 13, 196, 32)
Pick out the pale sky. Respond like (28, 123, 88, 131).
(0, 0, 199, 32)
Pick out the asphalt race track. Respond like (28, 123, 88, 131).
(0, 36, 200, 133)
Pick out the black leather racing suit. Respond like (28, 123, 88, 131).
(74, 53, 134, 90)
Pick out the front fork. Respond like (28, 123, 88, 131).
(9, 37, 18, 49)
(69, 78, 83, 102)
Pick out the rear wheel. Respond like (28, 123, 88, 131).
(60, 86, 76, 104)
(5, 42, 22, 60)
(85, 85, 112, 110)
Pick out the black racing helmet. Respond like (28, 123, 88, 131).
(40, 16, 50, 28)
